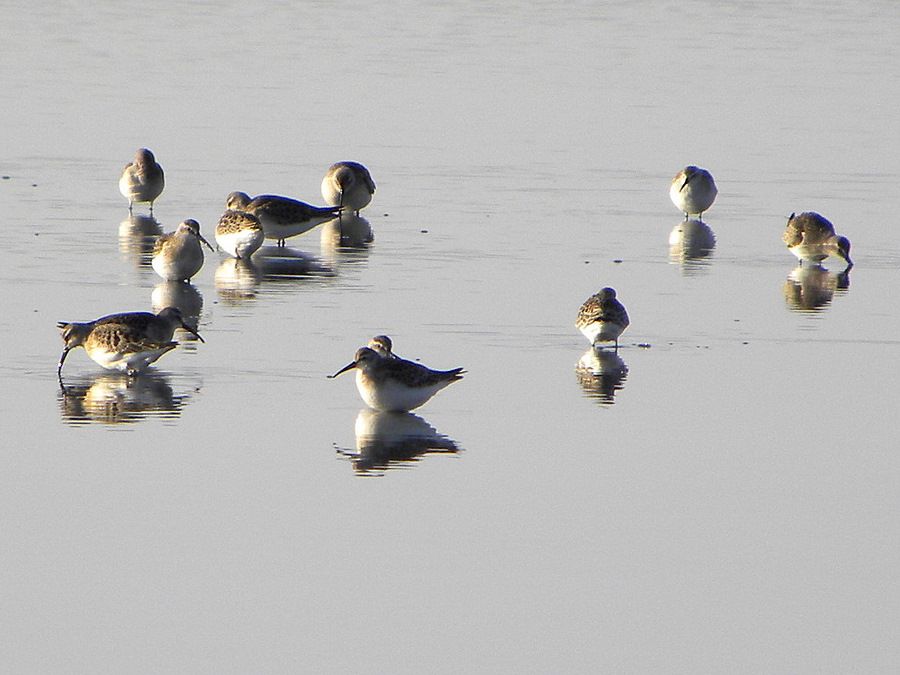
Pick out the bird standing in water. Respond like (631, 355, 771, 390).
(329, 346, 463, 412)
(669, 165, 717, 220)
(782, 211, 853, 269)
(119, 148, 165, 214)
(576, 287, 630, 350)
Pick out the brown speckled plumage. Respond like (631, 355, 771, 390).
(782, 212, 853, 268)
(57, 307, 202, 376)
(225, 191, 340, 245)
(576, 287, 630, 348)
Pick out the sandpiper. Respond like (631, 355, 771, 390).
(57, 307, 203, 377)
(119, 148, 165, 213)
(367, 335, 398, 359)
(321, 161, 376, 215)
(670, 165, 717, 220)
(329, 346, 464, 412)
(782, 211, 853, 269)
(576, 287, 630, 349)
(215, 208, 265, 259)
(151, 219, 213, 281)
(226, 191, 341, 246)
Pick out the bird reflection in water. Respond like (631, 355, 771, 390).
(253, 245, 334, 280)
(151, 280, 203, 333)
(320, 214, 374, 261)
(575, 347, 629, 405)
(335, 409, 461, 475)
(668, 219, 716, 272)
(214, 258, 262, 304)
(214, 247, 335, 304)
(783, 264, 851, 313)
(118, 214, 162, 268)
(58, 371, 189, 426)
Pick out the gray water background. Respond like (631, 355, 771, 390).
(2, 1, 899, 672)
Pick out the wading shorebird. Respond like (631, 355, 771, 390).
(225, 191, 341, 246)
(321, 161, 375, 216)
(670, 165, 717, 220)
(367, 335, 399, 359)
(151, 219, 214, 281)
(215, 208, 265, 259)
(782, 211, 853, 269)
(57, 307, 203, 378)
(576, 287, 630, 350)
(119, 148, 165, 213)
(329, 346, 463, 412)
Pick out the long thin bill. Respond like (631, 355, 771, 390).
(57, 347, 71, 377)
(179, 321, 205, 343)
(328, 361, 357, 379)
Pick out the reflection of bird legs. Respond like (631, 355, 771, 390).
(836, 269, 851, 289)
(594, 339, 620, 352)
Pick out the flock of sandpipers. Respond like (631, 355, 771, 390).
(576, 165, 853, 357)
(57, 154, 854, 412)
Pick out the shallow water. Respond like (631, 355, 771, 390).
(3, 1, 900, 672)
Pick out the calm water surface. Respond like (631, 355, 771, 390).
(2, 1, 899, 672)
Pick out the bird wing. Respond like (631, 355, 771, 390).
(152, 232, 172, 256)
(782, 218, 804, 247)
(386, 358, 464, 386)
(576, 295, 603, 326)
